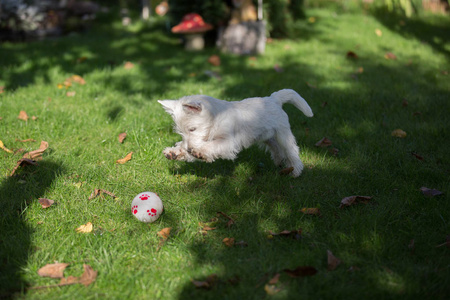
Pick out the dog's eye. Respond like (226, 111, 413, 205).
(189, 128, 196, 132)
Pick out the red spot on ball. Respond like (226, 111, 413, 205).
(151, 208, 157, 213)
(140, 194, 149, 200)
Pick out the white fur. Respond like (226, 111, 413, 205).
(158, 89, 313, 177)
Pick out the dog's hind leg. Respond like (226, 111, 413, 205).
(264, 138, 285, 167)
(275, 130, 304, 177)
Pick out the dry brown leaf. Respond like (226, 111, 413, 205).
(76, 222, 93, 233)
(300, 208, 321, 216)
(264, 284, 281, 295)
(79, 264, 98, 286)
(157, 227, 172, 240)
(223, 237, 235, 247)
(279, 167, 294, 175)
(116, 152, 133, 164)
(327, 250, 341, 271)
(268, 229, 302, 240)
(283, 266, 318, 277)
(0, 140, 13, 153)
(315, 137, 332, 147)
(191, 274, 217, 289)
(38, 198, 55, 209)
(346, 51, 358, 59)
(22, 141, 49, 160)
(118, 132, 127, 143)
(274, 64, 283, 73)
(375, 29, 382, 36)
(71, 75, 86, 85)
(37, 263, 69, 278)
(124, 61, 134, 69)
(339, 195, 372, 208)
(268, 273, 280, 285)
(411, 152, 424, 161)
(391, 129, 407, 138)
(420, 187, 443, 197)
(217, 211, 235, 228)
(208, 55, 221, 66)
(18, 110, 29, 121)
(17, 138, 36, 143)
(385, 52, 397, 60)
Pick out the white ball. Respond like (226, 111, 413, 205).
(131, 192, 163, 223)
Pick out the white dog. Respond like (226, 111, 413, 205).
(158, 89, 313, 177)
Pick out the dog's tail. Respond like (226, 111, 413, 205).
(271, 89, 313, 117)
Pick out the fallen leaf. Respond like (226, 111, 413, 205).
(327, 250, 341, 271)
(300, 208, 321, 216)
(22, 141, 49, 160)
(0, 140, 13, 153)
(411, 152, 424, 161)
(420, 187, 443, 197)
(191, 274, 217, 289)
(346, 51, 358, 59)
(116, 152, 133, 164)
(217, 211, 235, 228)
(279, 167, 294, 175)
(375, 29, 382, 36)
(78, 264, 98, 286)
(0, 86, 4, 94)
(264, 284, 281, 295)
(157, 227, 172, 240)
(76, 222, 93, 233)
(223, 237, 235, 247)
(66, 91, 76, 97)
(208, 55, 221, 66)
(283, 266, 318, 277)
(118, 132, 127, 143)
(308, 16, 316, 23)
(38, 198, 55, 209)
(268, 273, 280, 285)
(274, 64, 283, 72)
(268, 229, 302, 240)
(385, 52, 397, 60)
(402, 99, 409, 107)
(70, 75, 86, 85)
(16, 138, 36, 143)
(391, 129, 407, 138)
(18, 110, 29, 121)
(38, 263, 69, 278)
(10, 158, 38, 176)
(124, 61, 134, 69)
(339, 195, 372, 208)
(88, 189, 117, 200)
(315, 137, 332, 147)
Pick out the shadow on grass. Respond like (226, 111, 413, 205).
(0, 161, 63, 298)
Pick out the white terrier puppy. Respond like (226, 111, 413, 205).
(158, 89, 313, 177)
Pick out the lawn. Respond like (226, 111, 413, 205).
(1, 7, 449, 300)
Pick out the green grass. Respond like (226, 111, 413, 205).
(1, 8, 449, 299)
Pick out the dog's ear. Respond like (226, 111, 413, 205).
(158, 100, 177, 115)
(182, 101, 202, 114)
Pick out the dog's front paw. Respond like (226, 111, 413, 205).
(188, 148, 213, 162)
(163, 147, 185, 161)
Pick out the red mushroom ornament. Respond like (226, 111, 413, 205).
(172, 13, 213, 51)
